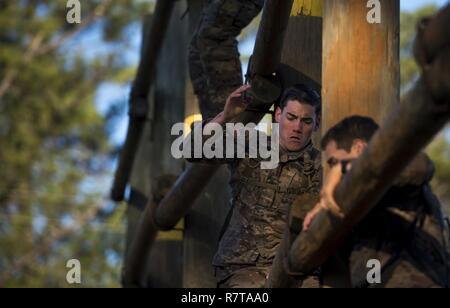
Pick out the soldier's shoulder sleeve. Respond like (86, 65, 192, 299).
(310, 147, 322, 171)
(307, 147, 323, 191)
(395, 152, 435, 187)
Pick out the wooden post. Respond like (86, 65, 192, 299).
(123, 1, 189, 287)
(319, 0, 400, 286)
(111, 0, 176, 202)
(182, 0, 232, 283)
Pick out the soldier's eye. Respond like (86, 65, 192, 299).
(302, 118, 313, 125)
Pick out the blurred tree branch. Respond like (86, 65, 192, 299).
(0, 0, 112, 100)
(0, 202, 108, 287)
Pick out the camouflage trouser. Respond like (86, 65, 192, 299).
(215, 266, 322, 288)
(380, 256, 445, 288)
(216, 266, 269, 288)
(350, 250, 448, 288)
(188, 0, 264, 119)
(349, 228, 449, 288)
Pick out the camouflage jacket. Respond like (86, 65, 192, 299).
(348, 154, 449, 288)
(186, 122, 322, 268)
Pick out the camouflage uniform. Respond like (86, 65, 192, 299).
(187, 123, 322, 288)
(347, 154, 450, 288)
(188, 0, 264, 119)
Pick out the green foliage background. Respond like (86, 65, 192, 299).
(0, 0, 153, 287)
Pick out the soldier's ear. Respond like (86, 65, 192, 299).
(275, 106, 282, 123)
(351, 139, 367, 156)
(314, 114, 321, 131)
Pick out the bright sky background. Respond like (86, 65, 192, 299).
(402, 0, 448, 11)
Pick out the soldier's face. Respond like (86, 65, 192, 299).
(275, 100, 319, 152)
(324, 140, 367, 168)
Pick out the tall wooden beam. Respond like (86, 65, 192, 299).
(182, 33, 232, 285)
(322, 0, 400, 127)
(122, 1, 189, 287)
(111, 0, 176, 202)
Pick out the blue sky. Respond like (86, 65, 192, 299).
(401, 0, 448, 11)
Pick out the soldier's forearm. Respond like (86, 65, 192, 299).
(205, 111, 240, 141)
(184, 114, 235, 165)
(207, 111, 227, 127)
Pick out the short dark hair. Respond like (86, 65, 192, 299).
(279, 84, 321, 115)
(321, 116, 379, 151)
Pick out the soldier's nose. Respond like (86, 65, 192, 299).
(294, 126, 302, 133)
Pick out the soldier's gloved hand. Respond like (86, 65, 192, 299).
(303, 164, 345, 231)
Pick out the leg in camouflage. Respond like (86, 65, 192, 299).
(381, 257, 444, 288)
(188, 0, 264, 119)
(357, 250, 446, 288)
(217, 266, 269, 288)
(216, 266, 319, 288)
